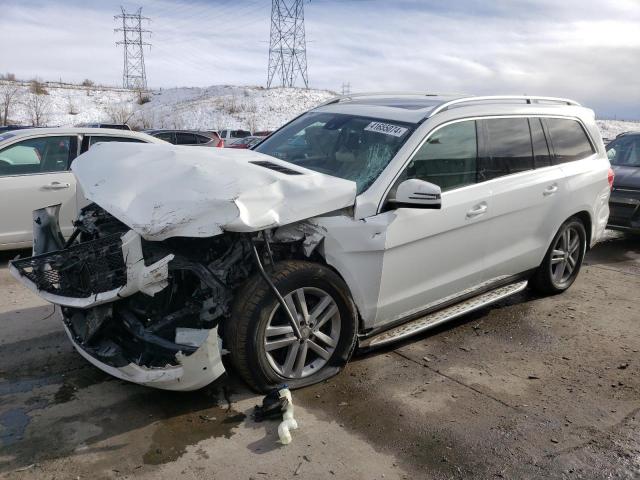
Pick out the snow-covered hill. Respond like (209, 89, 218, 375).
(596, 119, 640, 142)
(1, 81, 335, 132)
(2, 80, 639, 137)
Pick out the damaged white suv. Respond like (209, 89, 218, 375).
(11, 94, 612, 392)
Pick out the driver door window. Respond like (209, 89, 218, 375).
(0, 136, 76, 176)
(401, 120, 478, 192)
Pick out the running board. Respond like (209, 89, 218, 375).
(359, 280, 528, 349)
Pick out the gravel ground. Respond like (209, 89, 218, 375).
(0, 231, 638, 479)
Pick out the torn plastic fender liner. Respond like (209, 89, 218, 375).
(63, 321, 226, 391)
(32, 204, 65, 255)
(10, 230, 174, 309)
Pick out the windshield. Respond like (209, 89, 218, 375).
(607, 136, 640, 167)
(254, 112, 414, 193)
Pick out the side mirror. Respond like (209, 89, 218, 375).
(389, 179, 442, 209)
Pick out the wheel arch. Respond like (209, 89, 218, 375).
(307, 248, 367, 333)
(570, 210, 593, 249)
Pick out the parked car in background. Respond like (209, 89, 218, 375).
(219, 129, 251, 143)
(0, 125, 41, 133)
(253, 130, 274, 137)
(144, 129, 223, 147)
(77, 123, 131, 130)
(0, 128, 165, 250)
(606, 131, 640, 234)
(203, 130, 224, 146)
(10, 94, 611, 394)
(225, 136, 265, 149)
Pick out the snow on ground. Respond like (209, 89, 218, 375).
(3, 80, 639, 136)
(596, 119, 640, 142)
(1, 81, 335, 132)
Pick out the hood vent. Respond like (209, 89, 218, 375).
(249, 160, 304, 175)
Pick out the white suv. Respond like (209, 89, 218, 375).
(0, 128, 165, 250)
(10, 94, 611, 392)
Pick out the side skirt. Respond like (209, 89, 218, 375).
(358, 280, 528, 349)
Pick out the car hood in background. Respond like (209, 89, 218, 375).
(612, 165, 640, 190)
(72, 143, 357, 240)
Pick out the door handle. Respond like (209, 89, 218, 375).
(466, 202, 488, 218)
(43, 181, 71, 190)
(543, 184, 559, 196)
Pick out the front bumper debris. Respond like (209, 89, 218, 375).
(63, 321, 226, 391)
(10, 230, 175, 308)
(9, 203, 230, 391)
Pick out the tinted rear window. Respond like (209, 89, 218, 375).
(176, 132, 197, 145)
(546, 118, 595, 163)
(88, 136, 144, 147)
(479, 118, 533, 181)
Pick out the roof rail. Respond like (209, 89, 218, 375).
(429, 96, 581, 117)
(316, 91, 452, 108)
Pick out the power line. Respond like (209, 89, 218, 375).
(115, 7, 151, 91)
(267, 0, 309, 89)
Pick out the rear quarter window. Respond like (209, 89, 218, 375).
(546, 118, 595, 163)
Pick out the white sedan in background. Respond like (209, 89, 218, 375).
(0, 128, 165, 250)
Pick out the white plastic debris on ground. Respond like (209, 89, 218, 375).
(277, 388, 298, 445)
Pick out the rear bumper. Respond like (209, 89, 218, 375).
(608, 189, 640, 234)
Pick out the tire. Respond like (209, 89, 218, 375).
(530, 217, 587, 295)
(224, 260, 358, 393)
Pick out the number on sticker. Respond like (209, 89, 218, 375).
(364, 122, 408, 137)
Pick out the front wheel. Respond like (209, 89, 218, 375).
(225, 260, 358, 392)
(530, 217, 587, 295)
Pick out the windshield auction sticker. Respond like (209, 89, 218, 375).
(364, 122, 408, 137)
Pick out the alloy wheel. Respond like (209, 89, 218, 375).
(550, 225, 582, 285)
(263, 287, 341, 379)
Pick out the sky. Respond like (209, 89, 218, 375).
(0, 0, 639, 119)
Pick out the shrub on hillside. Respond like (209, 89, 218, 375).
(29, 79, 48, 95)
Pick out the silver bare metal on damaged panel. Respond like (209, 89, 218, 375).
(267, 0, 309, 89)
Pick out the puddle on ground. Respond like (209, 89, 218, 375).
(0, 408, 31, 447)
(143, 406, 246, 465)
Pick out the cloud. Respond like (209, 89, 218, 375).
(0, 0, 638, 119)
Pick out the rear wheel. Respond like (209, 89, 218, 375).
(530, 217, 587, 295)
(225, 260, 358, 392)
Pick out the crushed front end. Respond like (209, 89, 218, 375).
(10, 204, 257, 391)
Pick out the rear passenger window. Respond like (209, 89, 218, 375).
(196, 135, 211, 144)
(546, 118, 595, 163)
(156, 132, 174, 143)
(175, 132, 197, 145)
(479, 118, 533, 181)
(403, 120, 477, 192)
(530, 118, 552, 168)
(88, 136, 144, 148)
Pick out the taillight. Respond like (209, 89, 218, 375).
(218, 139, 225, 148)
(608, 167, 614, 190)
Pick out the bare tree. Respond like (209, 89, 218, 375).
(0, 83, 21, 126)
(104, 103, 136, 125)
(247, 113, 259, 135)
(24, 92, 51, 126)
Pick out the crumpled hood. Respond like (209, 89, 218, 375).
(72, 142, 357, 240)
